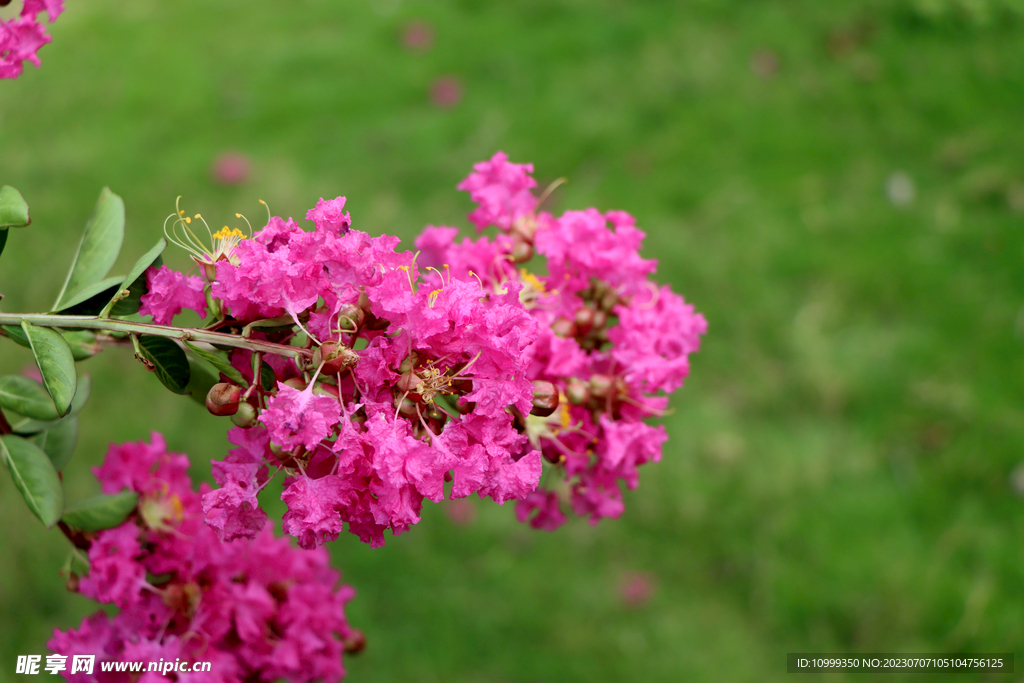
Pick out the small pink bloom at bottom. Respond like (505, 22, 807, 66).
(618, 571, 656, 609)
(210, 151, 252, 185)
(431, 75, 463, 108)
(445, 498, 477, 526)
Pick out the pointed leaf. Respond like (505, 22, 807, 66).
(2, 324, 30, 349)
(32, 416, 78, 471)
(53, 188, 125, 310)
(0, 185, 30, 228)
(184, 341, 247, 386)
(61, 330, 103, 361)
(260, 362, 275, 392)
(138, 336, 190, 394)
(105, 239, 166, 317)
(21, 321, 77, 416)
(0, 435, 64, 528)
(6, 374, 91, 434)
(53, 275, 122, 314)
(62, 489, 138, 532)
(0, 375, 58, 420)
(185, 357, 219, 406)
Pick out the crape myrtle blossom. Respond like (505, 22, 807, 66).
(142, 153, 704, 547)
(1, 0, 63, 79)
(50, 434, 360, 683)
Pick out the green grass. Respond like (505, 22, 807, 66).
(2, 0, 1024, 681)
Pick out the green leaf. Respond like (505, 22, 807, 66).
(53, 188, 125, 311)
(104, 238, 166, 317)
(6, 374, 92, 434)
(62, 490, 138, 532)
(138, 336, 191, 394)
(0, 228, 7, 260)
(261, 362, 276, 392)
(0, 185, 30, 228)
(2, 324, 30, 349)
(21, 321, 77, 416)
(185, 357, 218, 406)
(2, 326, 95, 357)
(32, 416, 78, 470)
(54, 275, 123, 314)
(0, 375, 57, 420)
(0, 435, 64, 528)
(61, 330, 103, 361)
(184, 341, 247, 386)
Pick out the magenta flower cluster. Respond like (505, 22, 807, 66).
(49, 434, 360, 683)
(1, 0, 63, 79)
(138, 153, 706, 548)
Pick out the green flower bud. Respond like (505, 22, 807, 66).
(230, 401, 258, 428)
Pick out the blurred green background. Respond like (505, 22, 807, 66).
(2, 0, 1023, 681)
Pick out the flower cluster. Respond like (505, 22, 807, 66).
(140, 153, 705, 547)
(1, 0, 63, 79)
(49, 434, 361, 683)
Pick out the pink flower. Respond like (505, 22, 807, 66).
(281, 475, 351, 549)
(78, 524, 145, 609)
(261, 383, 342, 451)
(0, 15, 51, 80)
(0, 1, 63, 80)
(202, 427, 271, 542)
(51, 434, 359, 683)
(618, 571, 656, 608)
(457, 151, 538, 231)
(306, 196, 352, 235)
(430, 75, 463, 108)
(515, 489, 566, 531)
(138, 265, 208, 325)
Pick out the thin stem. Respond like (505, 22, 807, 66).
(0, 313, 312, 362)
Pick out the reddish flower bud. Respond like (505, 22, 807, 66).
(530, 380, 559, 417)
(283, 377, 307, 391)
(315, 341, 359, 375)
(551, 317, 576, 338)
(206, 383, 241, 416)
(574, 306, 596, 334)
(397, 370, 423, 394)
(592, 309, 608, 330)
(343, 629, 367, 654)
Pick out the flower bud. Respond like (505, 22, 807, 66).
(551, 317, 576, 338)
(399, 351, 421, 374)
(565, 377, 590, 405)
(230, 402, 258, 428)
(283, 377, 306, 391)
(206, 383, 241, 416)
(599, 289, 620, 312)
(511, 237, 533, 264)
(395, 395, 418, 418)
(592, 309, 608, 330)
(530, 380, 559, 417)
(589, 373, 615, 399)
(343, 628, 367, 654)
(574, 306, 595, 334)
(65, 572, 80, 593)
(338, 303, 365, 330)
(397, 370, 423, 394)
(316, 341, 360, 375)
